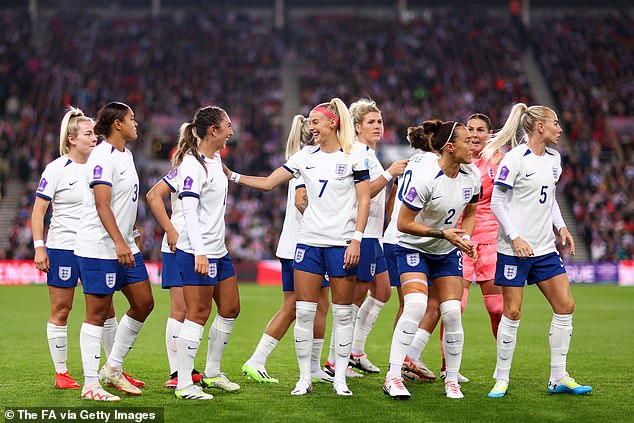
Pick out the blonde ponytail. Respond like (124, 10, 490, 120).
(482, 103, 557, 160)
(331, 98, 355, 154)
(285, 115, 313, 159)
(59, 106, 93, 156)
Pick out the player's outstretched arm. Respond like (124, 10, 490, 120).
(230, 166, 293, 192)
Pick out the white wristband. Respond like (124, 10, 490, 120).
(229, 172, 241, 184)
(34, 240, 45, 248)
(352, 231, 363, 242)
(382, 169, 393, 182)
(461, 234, 471, 242)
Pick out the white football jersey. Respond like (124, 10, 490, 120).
(75, 142, 140, 259)
(175, 153, 228, 258)
(35, 156, 90, 250)
(275, 176, 304, 260)
(283, 144, 368, 247)
(383, 152, 438, 245)
(398, 158, 481, 255)
(160, 167, 184, 255)
(494, 144, 562, 256)
(361, 143, 387, 239)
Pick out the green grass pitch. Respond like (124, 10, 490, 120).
(1, 284, 632, 422)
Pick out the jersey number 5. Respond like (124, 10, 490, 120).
(539, 185, 548, 204)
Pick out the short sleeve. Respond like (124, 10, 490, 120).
(295, 175, 305, 189)
(162, 167, 180, 192)
(89, 149, 114, 188)
(494, 154, 519, 190)
(283, 149, 306, 177)
(472, 167, 482, 196)
(36, 163, 60, 201)
(178, 158, 204, 199)
(351, 145, 369, 172)
(402, 170, 430, 211)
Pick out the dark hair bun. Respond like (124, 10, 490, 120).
(422, 119, 443, 137)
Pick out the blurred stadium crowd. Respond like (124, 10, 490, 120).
(0, 7, 631, 262)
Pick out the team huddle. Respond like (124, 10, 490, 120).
(33, 98, 592, 402)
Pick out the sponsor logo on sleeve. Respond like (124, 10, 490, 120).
(405, 187, 418, 203)
(552, 167, 559, 181)
(488, 167, 494, 180)
(183, 176, 193, 190)
(503, 265, 517, 280)
(406, 253, 420, 267)
(335, 163, 348, 177)
(498, 166, 509, 181)
(93, 165, 103, 179)
(166, 168, 178, 180)
(37, 178, 48, 192)
(58, 266, 72, 281)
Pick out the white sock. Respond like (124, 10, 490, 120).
(332, 304, 354, 383)
(352, 297, 385, 356)
(204, 315, 235, 378)
(107, 314, 143, 369)
(176, 319, 203, 390)
(47, 322, 68, 373)
(101, 317, 118, 359)
(166, 318, 182, 375)
(327, 324, 336, 364)
(440, 300, 464, 383)
(387, 293, 427, 380)
(311, 338, 325, 373)
(495, 315, 520, 381)
(549, 313, 573, 381)
(80, 322, 103, 385)
(294, 301, 317, 381)
(407, 328, 431, 361)
(249, 333, 278, 367)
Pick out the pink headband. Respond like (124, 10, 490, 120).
(312, 106, 339, 126)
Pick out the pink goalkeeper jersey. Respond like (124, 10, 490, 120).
(469, 154, 503, 244)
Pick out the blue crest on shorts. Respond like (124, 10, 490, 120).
(504, 265, 517, 280)
(406, 253, 420, 267)
(463, 187, 473, 201)
(183, 176, 193, 190)
(105, 272, 116, 288)
(166, 168, 178, 180)
(335, 163, 348, 177)
(208, 263, 217, 279)
(58, 266, 71, 281)
(295, 248, 305, 263)
(93, 165, 103, 179)
(37, 178, 48, 192)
